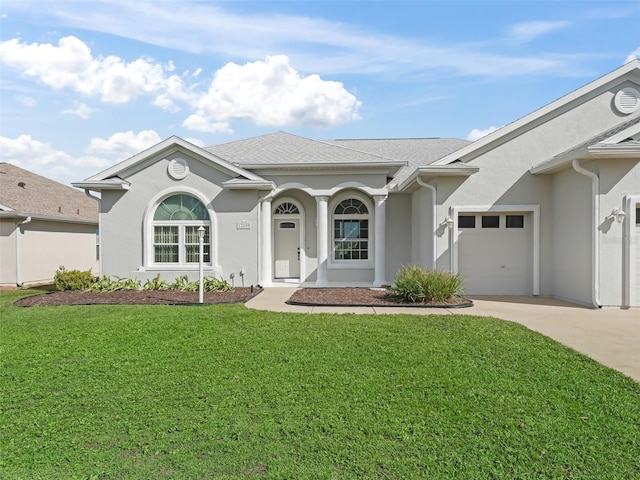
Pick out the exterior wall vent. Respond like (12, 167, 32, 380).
(168, 158, 189, 180)
(614, 87, 640, 114)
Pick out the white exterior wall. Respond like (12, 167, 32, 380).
(0, 219, 97, 287)
(550, 169, 592, 305)
(101, 152, 261, 286)
(411, 188, 435, 269)
(0, 220, 18, 285)
(386, 193, 412, 283)
(436, 82, 639, 301)
(598, 158, 640, 306)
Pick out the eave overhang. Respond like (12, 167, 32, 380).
(222, 178, 275, 190)
(531, 142, 640, 175)
(0, 211, 98, 225)
(71, 178, 131, 191)
(395, 164, 479, 192)
(241, 161, 406, 177)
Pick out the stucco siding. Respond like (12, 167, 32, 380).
(550, 168, 592, 305)
(598, 158, 640, 306)
(0, 220, 18, 285)
(100, 153, 264, 285)
(386, 193, 412, 283)
(20, 220, 98, 285)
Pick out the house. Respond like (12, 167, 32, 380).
(0, 163, 99, 287)
(74, 60, 640, 308)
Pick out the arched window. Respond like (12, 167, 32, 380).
(274, 202, 300, 215)
(333, 197, 370, 261)
(152, 194, 210, 264)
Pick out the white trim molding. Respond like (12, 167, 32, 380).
(623, 195, 640, 308)
(450, 204, 540, 296)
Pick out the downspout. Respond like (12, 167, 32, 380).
(571, 159, 601, 308)
(16, 216, 32, 286)
(416, 178, 437, 269)
(84, 190, 102, 278)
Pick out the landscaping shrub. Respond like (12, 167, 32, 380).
(53, 266, 94, 291)
(392, 265, 463, 303)
(88, 276, 141, 292)
(89, 274, 232, 292)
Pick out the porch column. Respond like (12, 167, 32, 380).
(260, 197, 272, 286)
(315, 196, 329, 287)
(373, 194, 387, 287)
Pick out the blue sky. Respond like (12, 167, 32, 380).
(1, 0, 639, 185)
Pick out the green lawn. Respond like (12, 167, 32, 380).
(1, 289, 639, 479)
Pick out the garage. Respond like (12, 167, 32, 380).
(457, 212, 533, 295)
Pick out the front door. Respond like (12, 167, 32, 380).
(274, 219, 300, 278)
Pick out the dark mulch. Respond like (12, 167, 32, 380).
(287, 287, 472, 308)
(14, 287, 262, 307)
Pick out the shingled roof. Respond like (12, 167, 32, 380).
(0, 163, 98, 223)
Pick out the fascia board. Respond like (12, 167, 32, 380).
(432, 60, 640, 167)
(222, 179, 275, 190)
(71, 180, 131, 190)
(587, 143, 640, 156)
(396, 165, 479, 192)
(241, 161, 405, 171)
(530, 146, 589, 174)
(0, 211, 97, 225)
(0, 203, 15, 211)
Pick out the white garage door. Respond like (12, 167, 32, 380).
(458, 212, 532, 295)
(635, 206, 640, 307)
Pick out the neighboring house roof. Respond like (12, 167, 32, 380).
(0, 163, 98, 223)
(431, 59, 640, 167)
(531, 113, 640, 174)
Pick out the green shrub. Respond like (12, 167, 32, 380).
(392, 265, 463, 303)
(203, 276, 232, 292)
(142, 274, 171, 291)
(88, 276, 140, 292)
(54, 266, 94, 291)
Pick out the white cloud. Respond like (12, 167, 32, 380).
(61, 101, 93, 119)
(0, 36, 181, 103)
(467, 126, 501, 141)
(508, 21, 571, 43)
(86, 130, 162, 156)
(625, 47, 640, 63)
(0, 134, 111, 185)
(182, 114, 233, 134)
(187, 55, 361, 131)
(17, 95, 36, 107)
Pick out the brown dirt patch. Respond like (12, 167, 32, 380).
(287, 287, 472, 308)
(14, 287, 262, 307)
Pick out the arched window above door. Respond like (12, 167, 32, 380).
(274, 202, 300, 215)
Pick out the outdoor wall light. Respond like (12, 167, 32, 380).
(610, 208, 626, 224)
(442, 215, 454, 230)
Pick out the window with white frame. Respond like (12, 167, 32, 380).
(333, 198, 370, 261)
(152, 194, 210, 264)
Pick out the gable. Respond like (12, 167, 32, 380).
(74, 136, 267, 191)
(432, 60, 640, 167)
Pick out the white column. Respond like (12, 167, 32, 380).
(373, 194, 387, 287)
(315, 196, 329, 287)
(260, 197, 272, 286)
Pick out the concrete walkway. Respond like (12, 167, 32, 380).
(246, 288, 640, 383)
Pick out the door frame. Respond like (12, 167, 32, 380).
(450, 204, 540, 296)
(272, 197, 305, 281)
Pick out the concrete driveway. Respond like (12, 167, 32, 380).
(246, 288, 640, 383)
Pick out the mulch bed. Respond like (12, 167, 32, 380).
(14, 287, 262, 307)
(287, 287, 473, 308)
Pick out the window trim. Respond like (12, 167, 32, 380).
(142, 188, 217, 271)
(329, 193, 374, 268)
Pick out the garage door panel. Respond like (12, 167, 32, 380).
(458, 213, 532, 295)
